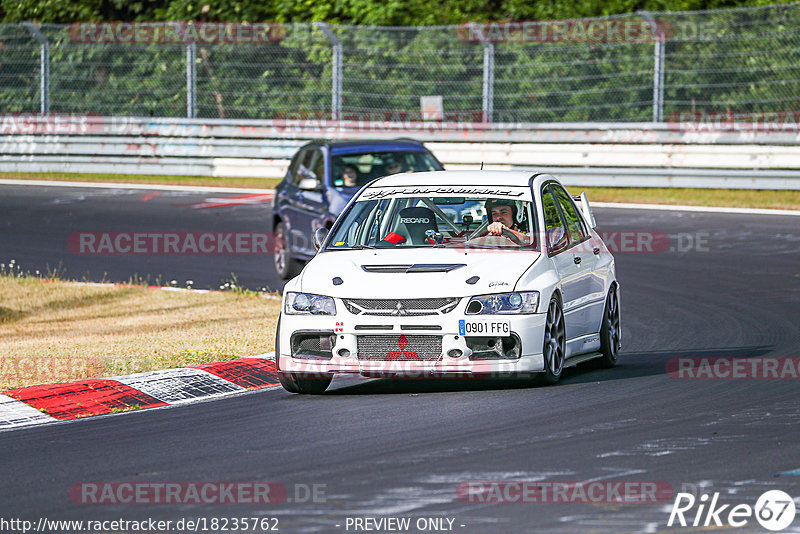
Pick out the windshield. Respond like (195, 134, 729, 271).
(326, 195, 539, 251)
(331, 151, 442, 188)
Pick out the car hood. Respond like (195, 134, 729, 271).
(299, 248, 541, 298)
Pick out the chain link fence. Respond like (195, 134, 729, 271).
(1, 2, 799, 123)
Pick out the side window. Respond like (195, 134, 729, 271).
(287, 150, 305, 186)
(542, 186, 568, 253)
(289, 149, 313, 186)
(311, 150, 325, 184)
(294, 149, 316, 185)
(552, 185, 588, 245)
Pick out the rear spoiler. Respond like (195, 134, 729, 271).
(572, 193, 597, 229)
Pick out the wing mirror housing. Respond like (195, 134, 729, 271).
(576, 192, 597, 229)
(298, 177, 319, 191)
(547, 227, 568, 252)
(313, 227, 330, 251)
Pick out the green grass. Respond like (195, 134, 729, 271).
(3, 172, 799, 210)
(0, 267, 280, 390)
(578, 187, 800, 211)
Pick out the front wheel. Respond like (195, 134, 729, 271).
(538, 297, 565, 385)
(598, 284, 621, 368)
(278, 372, 333, 394)
(275, 314, 331, 394)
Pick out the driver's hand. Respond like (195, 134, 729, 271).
(487, 221, 506, 235)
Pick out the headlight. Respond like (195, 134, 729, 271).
(285, 292, 337, 315)
(465, 291, 539, 315)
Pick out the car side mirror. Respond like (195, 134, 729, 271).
(548, 227, 568, 252)
(313, 227, 330, 251)
(298, 177, 319, 191)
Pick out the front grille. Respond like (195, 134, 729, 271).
(343, 298, 459, 316)
(356, 335, 443, 361)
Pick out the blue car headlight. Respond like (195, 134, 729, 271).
(285, 292, 337, 315)
(465, 291, 539, 315)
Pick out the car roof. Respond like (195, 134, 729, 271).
(367, 170, 542, 189)
(301, 139, 429, 155)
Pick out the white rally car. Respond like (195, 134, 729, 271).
(275, 171, 621, 394)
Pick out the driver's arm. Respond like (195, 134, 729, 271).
(487, 222, 532, 244)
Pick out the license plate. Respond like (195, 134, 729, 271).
(459, 319, 511, 336)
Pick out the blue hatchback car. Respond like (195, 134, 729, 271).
(272, 139, 444, 279)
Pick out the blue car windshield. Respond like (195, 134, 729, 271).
(331, 151, 441, 188)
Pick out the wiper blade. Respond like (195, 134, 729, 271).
(462, 243, 498, 249)
(329, 244, 376, 250)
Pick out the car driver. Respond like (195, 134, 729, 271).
(339, 164, 359, 187)
(485, 199, 531, 244)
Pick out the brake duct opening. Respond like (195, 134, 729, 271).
(291, 331, 336, 360)
(466, 334, 521, 360)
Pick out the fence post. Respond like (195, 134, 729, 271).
(639, 11, 665, 122)
(315, 22, 342, 121)
(186, 43, 197, 118)
(481, 41, 494, 123)
(653, 36, 665, 123)
(23, 22, 49, 114)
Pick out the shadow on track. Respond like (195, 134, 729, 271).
(321, 345, 773, 395)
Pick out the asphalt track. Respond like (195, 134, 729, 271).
(1, 183, 800, 533)
(0, 184, 282, 291)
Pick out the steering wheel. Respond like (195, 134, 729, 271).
(470, 226, 525, 246)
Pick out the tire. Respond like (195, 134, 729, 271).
(275, 314, 332, 394)
(278, 372, 332, 395)
(598, 284, 621, 368)
(538, 296, 566, 385)
(273, 221, 302, 280)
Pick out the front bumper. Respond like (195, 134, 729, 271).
(277, 300, 547, 377)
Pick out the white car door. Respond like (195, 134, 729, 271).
(542, 184, 601, 353)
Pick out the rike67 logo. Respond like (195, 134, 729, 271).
(668, 490, 796, 531)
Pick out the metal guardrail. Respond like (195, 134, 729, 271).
(2, 117, 800, 188)
(4, 115, 800, 143)
(5, 138, 800, 170)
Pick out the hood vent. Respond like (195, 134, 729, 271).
(362, 263, 466, 274)
(362, 264, 412, 273)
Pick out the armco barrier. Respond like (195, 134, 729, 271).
(1, 116, 800, 188)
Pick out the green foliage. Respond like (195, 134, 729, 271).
(2, 1, 799, 122)
(2, 0, 161, 23)
(4, 0, 799, 25)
